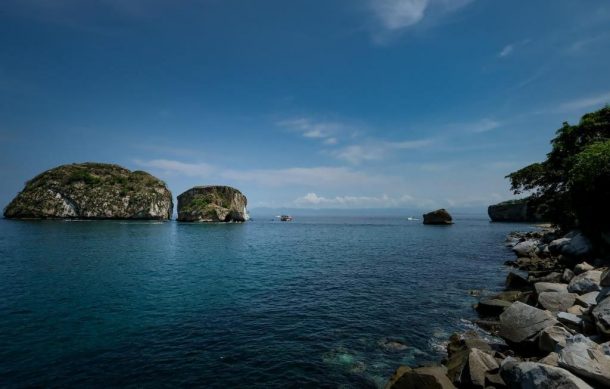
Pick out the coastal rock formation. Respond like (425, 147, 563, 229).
(385, 365, 456, 389)
(177, 186, 248, 222)
(500, 360, 593, 389)
(558, 334, 610, 387)
(3, 163, 173, 220)
(488, 198, 544, 222)
(422, 209, 453, 225)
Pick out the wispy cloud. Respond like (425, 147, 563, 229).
(369, 0, 474, 35)
(497, 39, 530, 58)
(466, 118, 500, 133)
(277, 117, 344, 145)
(557, 91, 610, 112)
(293, 192, 428, 208)
(498, 44, 514, 58)
(333, 138, 435, 164)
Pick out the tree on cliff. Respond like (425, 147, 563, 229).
(507, 106, 610, 235)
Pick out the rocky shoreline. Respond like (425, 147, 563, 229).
(386, 226, 610, 389)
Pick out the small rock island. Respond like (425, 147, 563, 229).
(177, 186, 248, 222)
(422, 208, 453, 225)
(3, 162, 173, 220)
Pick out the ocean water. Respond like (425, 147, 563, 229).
(0, 216, 529, 388)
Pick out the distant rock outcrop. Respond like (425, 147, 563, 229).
(423, 209, 453, 225)
(488, 199, 544, 222)
(3, 162, 173, 220)
(177, 186, 248, 222)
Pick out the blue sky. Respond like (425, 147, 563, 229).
(2, 0, 610, 213)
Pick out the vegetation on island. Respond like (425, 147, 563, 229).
(507, 106, 610, 243)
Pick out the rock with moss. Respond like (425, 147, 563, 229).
(177, 186, 248, 222)
(3, 162, 173, 220)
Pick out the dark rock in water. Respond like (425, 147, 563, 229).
(177, 186, 248, 222)
(379, 338, 409, 352)
(476, 299, 513, 317)
(422, 209, 453, 225)
(498, 302, 558, 347)
(3, 162, 173, 220)
(487, 198, 545, 222)
(385, 365, 456, 389)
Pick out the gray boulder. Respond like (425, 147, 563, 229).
(557, 312, 583, 331)
(385, 365, 456, 389)
(538, 292, 577, 313)
(574, 262, 594, 275)
(499, 302, 558, 346)
(422, 209, 453, 225)
(512, 240, 538, 257)
(568, 270, 602, 294)
(558, 334, 610, 387)
(538, 326, 572, 353)
(549, 231, 593, 258)
(592, 295, 610, 336)
(465, 348, 499, 389)
(563, 268, 576, 283)
(601, 268, 610, 287)
(535, 282, 568, 294)
(575, 291, 600, 308)
(500, 359, 593, 389)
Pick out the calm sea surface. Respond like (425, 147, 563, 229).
(0, 216, 529, 388)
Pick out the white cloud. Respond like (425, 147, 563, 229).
(369, 0, 474, 32)
(498, 44, 514, 57)
(134, 159, 214, 176)
(293, 192, 427, 208)
(557, 91, 610, 112)
(277, 117, 343, 145)
(468, 118, 500, 133)
(333, 138, 435, 164)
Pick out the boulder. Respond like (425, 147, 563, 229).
(538, 292, 577, 313)
(177, 186, 248, 222)
(557, 312, 583, 330)
(445, 332, 493, 385)
(506, 272, 531, 291)
(549, 231, 593, 258)
(535, 282, 568, 294)
(563, 268, 575, 283)
(601, 268, 610, 287)
(422, 209, 453, 225)
(3, 163, 173, 220)
(499, 302, 558, 346)
(529, 272, 563, 284)
(464, 348, 499, 389)
(567, 305, 587, 315)
(558, 334, 610, 387)
(475, 298, 512, 317)
(539, 352, 560, 367)
(512, 240, 538, 257)
(385, 365, 456, 389)
(487, 199, 544, 222)
(574, 262, 594, 275)
(592, 295, 610, 336)
(575, 291, 600, 308)
(538, 326, 572, 353)
(500, 360, 593, 389)
(568, 270, 602, 294)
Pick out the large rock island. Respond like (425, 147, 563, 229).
(488, 198, 544, 222)
(177, 186, 248, 222)
(3, 163, 173, 220)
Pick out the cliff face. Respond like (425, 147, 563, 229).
(488, 199, 544, 222)
(3, 163, 173, 220)
(177, 186, 247, 222)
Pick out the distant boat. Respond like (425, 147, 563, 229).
(280, 215, 293, 222)
(407, 217, 419, 221)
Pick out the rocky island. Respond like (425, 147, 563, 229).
(423, 209, 453, 225)
(177, 185, 248, 222)
(488, 199, 544, 223)
(3, 162, 173, 220)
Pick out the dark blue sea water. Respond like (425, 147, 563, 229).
(0, 216, 529, 388)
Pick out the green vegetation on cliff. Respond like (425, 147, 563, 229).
(507, 106, 610, 237)
(4, 162, 173, 220)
